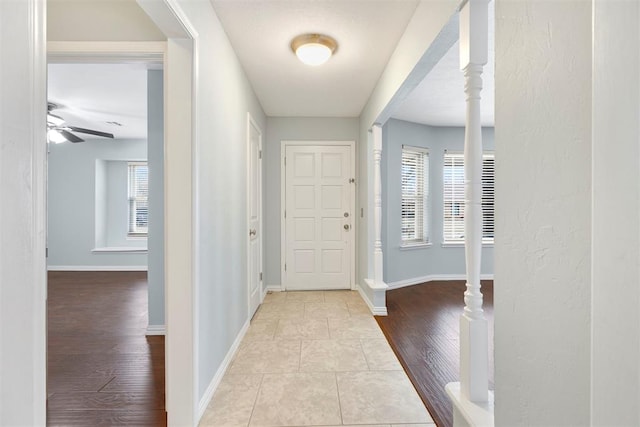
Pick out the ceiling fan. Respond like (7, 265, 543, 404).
(47, 102, 115, 143)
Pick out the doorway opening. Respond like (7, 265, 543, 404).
(46, 59, 166, 424)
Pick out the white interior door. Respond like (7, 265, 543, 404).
(284, 144, 353, 290)
(247, 116, 262, 318)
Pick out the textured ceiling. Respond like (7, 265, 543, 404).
(47, 1, 495, 137)
(211, 0, 419, 117)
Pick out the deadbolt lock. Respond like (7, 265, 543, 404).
(344, 224, 350, 231)
(344, 212, 349, 218)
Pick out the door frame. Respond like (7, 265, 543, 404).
(280, 140, 356, 291)
(246, 113, 264, 316)
(47, 4, 199, 422)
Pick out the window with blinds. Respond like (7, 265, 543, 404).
(401, 146, 429, 245)
(443, 152, 495, 244)
(128, 162, 149, 235)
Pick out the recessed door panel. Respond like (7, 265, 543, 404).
(294, 185, 315, 209)
(321, 218, 342, 242)
(294, 250, 315, 273)
(321, 152, 342, 177)
(294, 152, 315, 177)
(321, 249, 343, 273)
(294, 218, 315, 241)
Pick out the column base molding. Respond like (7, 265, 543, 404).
(359, 279, 388, 315)
(145, 325, 166, 336)
(445, 382, 494, 427)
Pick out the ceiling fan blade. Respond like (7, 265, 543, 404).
(59, 129, 84, 143)
(68, 126, 114, 139)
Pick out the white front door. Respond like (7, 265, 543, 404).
(283, 144, 354, 290)
(247, 116, 262, 318)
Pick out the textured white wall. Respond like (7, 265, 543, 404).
(494, 1, 592, 424)
(591, 0, 640, 424)
(0, 0, 47, 424)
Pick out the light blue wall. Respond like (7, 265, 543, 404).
(147, 69, 164, 327)
(47, 138, 148, 267)
(264, 117, 360, 288)
(174, 0, 267, 401)
(382, 119, 494, 284)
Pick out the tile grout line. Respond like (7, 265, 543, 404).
(246, 373, 265, 427)
(359, 338, 372, 371)
(334, 371, 345, 426)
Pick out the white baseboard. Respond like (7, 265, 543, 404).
(387, 274, 494, 291)
(47, 265, 148, 272)
(197, 319, 250, 423)
(445, 382, 494, 427)
(358, 279, 388, 316)
(265, 284, 283, 292)
(145, 325, 166, 336)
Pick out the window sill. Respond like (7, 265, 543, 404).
(400, 242, 432, 250)
(92, 247, 148, 254)
(441, 242, 494, 248)
(127, 234, 148, 240)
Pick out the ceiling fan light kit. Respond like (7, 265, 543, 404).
(46, 102, 115, 143)
(291, 33, 337, 66)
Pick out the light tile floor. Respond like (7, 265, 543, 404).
(199, 290, 434, 427)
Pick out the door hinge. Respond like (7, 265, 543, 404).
(46, 247, 48, 258)
(259, 272, 263, 281)
(284, 156, 286, 166)
(284, 210, 286, 218)
(259, 150, 262, 159)
(284, 263, 287, 272)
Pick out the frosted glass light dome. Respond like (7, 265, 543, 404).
(291, 34, 337, 67)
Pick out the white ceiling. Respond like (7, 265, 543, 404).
(210, 0, 419, 117)
(391, 2, 495, 127)
(46, 1, 495, 136)
(48, 63, 148, 140)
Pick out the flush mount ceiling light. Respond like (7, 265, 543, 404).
(290, 34, 337, 66)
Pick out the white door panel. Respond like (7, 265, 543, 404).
(284, 145, 353, 290)
(248, 117, 262, 318)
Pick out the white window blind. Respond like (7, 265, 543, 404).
(443, 152, 495, 244)
(401, 146, 429, 244)
(128, 162, 148, 235)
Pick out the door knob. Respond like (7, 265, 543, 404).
(249, 229, 257, 236)
(343, 224, 350, 231)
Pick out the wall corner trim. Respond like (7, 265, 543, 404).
(196, 319, 250, 423)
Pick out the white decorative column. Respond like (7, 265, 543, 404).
(445, 0, 494, 425)
(372, 124, 384, 286)
(362, 124, 388, 315)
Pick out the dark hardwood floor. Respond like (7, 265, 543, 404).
(375, 280, 493, 427)
(47, 271, 166, 426)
